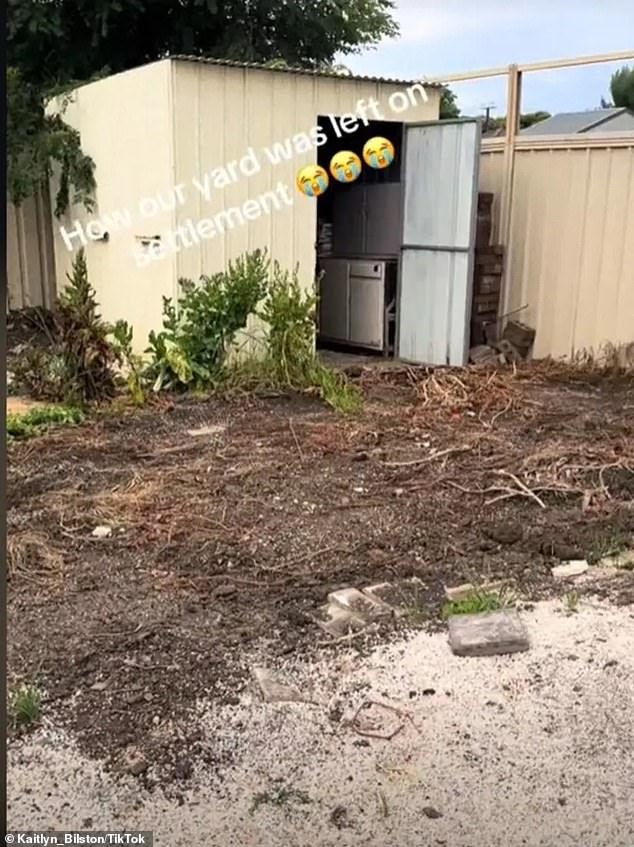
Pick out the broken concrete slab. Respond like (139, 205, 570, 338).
(469, 345, 499, 366)
(186, 424, 225, 438)
(252, 667, 303, 703)
(552, 560, 589, 579)
(448, 609, 530, 657)
(444, 580, 512, 602)
(314, 604, 367, 637)
(328, 588, 391, 620)
(362, 577, 426, 617)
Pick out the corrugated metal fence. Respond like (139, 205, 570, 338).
(480, 135, 634, 359)
(7, 189, 56, 312)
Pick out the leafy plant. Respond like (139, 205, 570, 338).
(256, 263, 361, 413)
(441, 588, 513, 619)
(110, 320, 145, 405)
(7, 66, 96, 215)
(610, 65, 634, 111)
(147, 250, 270, 391)
(587, 530, 629, 565)
(7, 405, 83, 440)
(563, 591, 580, 615)
(10, 250, 121, 405)
(9, 683, 42, 727)
(249, 783, 312, 815)
(53, 249, 120, 403)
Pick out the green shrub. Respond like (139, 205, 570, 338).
(11, 250, 120, 405)
(257, 263, 361, 414)
(7, 405, 84, 440)
(147, 250, 270, 391)
(9, 683, 42, 727)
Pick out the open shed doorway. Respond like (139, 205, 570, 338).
(315, 115, 404, 361)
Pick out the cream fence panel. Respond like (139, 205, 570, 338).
(480, 137, 634, 359)
(7, 189, 57, 312)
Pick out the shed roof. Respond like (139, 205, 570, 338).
(521, 107, 632, 135)
(169, 54, 441, 88)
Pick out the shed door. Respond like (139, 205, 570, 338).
(397, 119, 481, 366)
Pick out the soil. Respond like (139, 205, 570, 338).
(7, 362, 634, 788)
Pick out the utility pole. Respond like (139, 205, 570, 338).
(481, 102, 497, 132)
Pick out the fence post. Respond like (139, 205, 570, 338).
(499, 64, 522, 316)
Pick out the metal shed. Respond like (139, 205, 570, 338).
(49, 58, 482, 364)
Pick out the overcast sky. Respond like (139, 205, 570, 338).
(342, 0, 634, 118)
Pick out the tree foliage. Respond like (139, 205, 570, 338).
(8, 0, 399, 209)
(7, 67, 96, 214)
(8, 0, 399, 87)
(610, 65, 634, 111)
(439, 86, 460, 120)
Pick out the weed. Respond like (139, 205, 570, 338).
(253, 261, 361, 413)
(7, 405, 83, 440)
(563, 591, 580, 614)
(249, 783, 312, 815)
(441, 587, 514, 619)
(9, 683, 42, 727)
(110, 320, 145, 405)
(587, 531, 629, 565)
(11, 250, 120, 405)
(54, 249, 120, 403)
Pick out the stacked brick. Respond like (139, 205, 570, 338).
(471, 193, 504, 346)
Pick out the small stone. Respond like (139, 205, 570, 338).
(448, 609, 530, 657)
(329, 805, 350, 829)
(314, 604, 366, 637)
(422, 806, 443, 819)
(552, 560, 588, 579)
(214, 584, 237, 598)
(123, 749, 148, 776)
(92, 525, 112, 538)
(422, 688, 436, 696)
(328, 587, 390, 621)
(252, 667, 303, 703)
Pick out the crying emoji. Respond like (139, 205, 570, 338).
(329, 151, 362, 183)
(296, 165, 329, 197)
(363, 137, 395, 170)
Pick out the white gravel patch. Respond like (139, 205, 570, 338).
(8, 599, 634, 846)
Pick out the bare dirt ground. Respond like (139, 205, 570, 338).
(7, 362, 634, 789)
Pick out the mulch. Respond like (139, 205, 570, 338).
(7, 361, 634, 787)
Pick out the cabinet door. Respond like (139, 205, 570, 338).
(349, 274, 384, 349)
(318, 260, 349, 341)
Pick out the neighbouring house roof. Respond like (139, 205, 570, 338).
(169, 54, 443, 88)
(521, 107, 634, 135)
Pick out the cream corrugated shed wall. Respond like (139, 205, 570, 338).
(171, 60, 438, 284)
(50, 61, 176, 348)
(7, 191, 56, 311)
(480, 141, 634, 359)
(50, 59, 439, 351)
